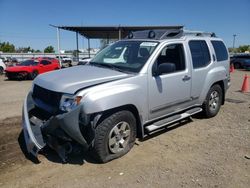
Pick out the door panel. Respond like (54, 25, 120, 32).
(148, 43, 191, 120)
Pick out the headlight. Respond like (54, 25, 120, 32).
(59, 94, 82, 112)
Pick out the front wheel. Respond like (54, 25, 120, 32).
(91, 111, 137, 163)
(0, 67, 4, 75)
(202, 84, 222, 118)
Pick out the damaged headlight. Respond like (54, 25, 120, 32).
(59, 94, 82, 112)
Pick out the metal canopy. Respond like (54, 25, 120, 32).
(53, 25, 184, 39)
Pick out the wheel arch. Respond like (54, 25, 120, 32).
(93, 104, 144, 138)
(211, 80, 225, 105)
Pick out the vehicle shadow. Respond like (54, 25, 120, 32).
(18, 130, 40, 164)
(18, 118, 194, 165)
(18, 130, 99, 165)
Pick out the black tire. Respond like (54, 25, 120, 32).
(202, 84, 223, 118)
(29, 70, 38, 80)
(91, 110, 137, 163)
(0, 67, 4, 75)
(234, 62, 241, 69)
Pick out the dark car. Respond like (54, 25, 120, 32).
(242, 59, 250, 70)
(230, 54, 250, 69)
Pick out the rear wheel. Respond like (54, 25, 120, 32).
(29, 70, 38, 80)
(234, 62, 241, 69)
(202, 84, 222, 118)
(91, 111, 136, 163)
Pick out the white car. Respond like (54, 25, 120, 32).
(0, 59, 6, 75)
(78, 58, 92, 65)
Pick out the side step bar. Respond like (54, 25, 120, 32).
(145, 107, 202, 132)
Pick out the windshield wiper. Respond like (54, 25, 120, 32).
(90, 62, 127, 73)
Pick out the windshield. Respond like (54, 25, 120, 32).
(17, 60, 38, 66)
(90, 41, 158, 73)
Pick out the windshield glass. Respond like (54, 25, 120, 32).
(90, 41, 158, 73)
(17, 60, 38, 66)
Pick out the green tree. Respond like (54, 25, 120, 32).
(0, 42, 15, 52)
(238, 45, 250, 53)
(44, 46, 55, 53)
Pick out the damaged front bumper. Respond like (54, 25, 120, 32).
(22, 92, 91, 161)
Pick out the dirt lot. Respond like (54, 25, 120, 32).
(0, 71, 249, 188)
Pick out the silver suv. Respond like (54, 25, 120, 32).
(22, 28, 230, 163)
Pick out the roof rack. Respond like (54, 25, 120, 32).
(127, 28, 184, 40)
(183, 30, 216, 37)
(126, 28, 216, 40)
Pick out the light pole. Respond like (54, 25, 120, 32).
(233, 34, 236, 52)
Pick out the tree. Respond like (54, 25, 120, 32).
(238, 45, 250, 53)
(16, 46, 35, 53)
(44, 46, 55, 53)
(0, 42, 15, 52)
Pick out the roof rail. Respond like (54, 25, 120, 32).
(183, 30, 216, 37)
(127, 27, 184, 40)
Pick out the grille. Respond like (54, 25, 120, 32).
(32, 85, 62, 108)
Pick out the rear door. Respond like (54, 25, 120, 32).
(39, 60, 53, 73)
(188, 40, 213, 101)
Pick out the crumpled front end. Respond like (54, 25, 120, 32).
(22, 91, 93, 162)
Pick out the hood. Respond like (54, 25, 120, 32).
(33, 65, 131, 94)
(6, 66, 32, 72)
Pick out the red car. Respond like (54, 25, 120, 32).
(5, 57, 60, 80)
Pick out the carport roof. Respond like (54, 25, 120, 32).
(51, 25, 183, 39)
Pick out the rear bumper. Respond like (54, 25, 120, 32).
(22, 92, 90, 159)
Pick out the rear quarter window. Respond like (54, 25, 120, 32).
(189, 40, 211, 69)
(211, 41, 228, 61)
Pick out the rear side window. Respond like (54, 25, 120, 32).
(40, 60, 51, 65)
(211, 41, 228, 61)
(189, 40, 211, 69)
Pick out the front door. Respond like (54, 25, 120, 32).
(148, 43, 192, 120)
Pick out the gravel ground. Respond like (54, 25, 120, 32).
(0, 70, 249, 188)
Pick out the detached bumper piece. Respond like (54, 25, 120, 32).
(22, 92, 90, 162)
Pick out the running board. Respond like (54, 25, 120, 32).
(145, 107, 202, 132)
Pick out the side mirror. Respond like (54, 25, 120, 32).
(153, 63, 176, 76)
(39, 64, 44, 67)
(158, 63, 176, 75)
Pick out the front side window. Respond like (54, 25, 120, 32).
(155, 43, 186, 73)
(189, 40, 211, 69)
(211, 40, 228, 61)
(90, 41, 158, 73)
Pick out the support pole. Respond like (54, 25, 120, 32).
(57, 27, 61, 67)
(76, 32, 79, 63)
(118, 28, 121, 40)
(233, 34, 236, 53)
(88, 38, 90, 58)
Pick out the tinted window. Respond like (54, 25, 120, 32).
(211, 41, 228, 61)
(17, 60, 38, 66)
(156, 43, 185, 72)
(189, 40, 211, 68)
(40, 60, 51, 65)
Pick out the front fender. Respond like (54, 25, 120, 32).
(81, 84, 147, 123)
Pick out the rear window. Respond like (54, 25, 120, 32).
(189, 40, 211, 69)
(211, 41, 228, 61)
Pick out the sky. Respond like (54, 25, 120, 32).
(0, 0, 249, 51)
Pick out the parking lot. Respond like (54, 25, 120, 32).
(0, 70, 249, 188)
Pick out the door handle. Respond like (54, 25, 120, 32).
(182, 75, 191, 81)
